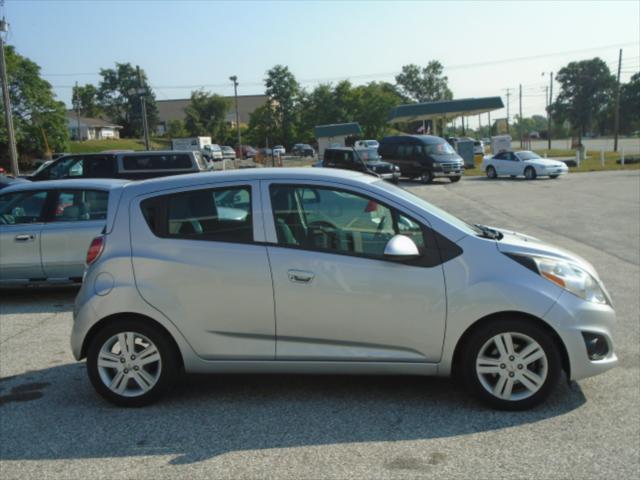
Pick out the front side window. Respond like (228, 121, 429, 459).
(0, 191, 48, 225)
(48, 156, 84, 179)
(425, 142, 456, 155)
(270, 185, 427, 259)
(141, 186, 252, 243)
(52, 190, 109, 222)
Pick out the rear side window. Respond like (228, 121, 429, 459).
(141, 186, 252, 243)
(122, 154, 192, 171)
(52, 190, 109, 222)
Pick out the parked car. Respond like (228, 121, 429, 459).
(321, 147, 400, 183)
(0, 175, 28, 191)
(273, 145, 286, 156)
(202, 144, 223, 162)
(473, 140, 485, 155)
(481, 151, 569, 180)
(235, 145, 257, 159)
(28, 151, 211, 182)
(221, 146, 236, 160)
(72, 168, 616, 409)
(378, 135, 464, 183)
(354, 139, 380, 149)
(0, 179, 127, 285)
(292, 144, 315, 157)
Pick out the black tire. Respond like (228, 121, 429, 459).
(449, 176, 461, 183)
(420, 170, 434, 184)
(486, 166, 497, 179)
(524, 166, 537, 180)
(549, 175, 559, 179)
(87, 318, 180, 407)
(460, 318, 561, 410)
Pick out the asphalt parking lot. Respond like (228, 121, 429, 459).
(1, 170, 638, 479)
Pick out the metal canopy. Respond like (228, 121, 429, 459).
(314, 122, 362, 138)
(387, 97, 504, 124)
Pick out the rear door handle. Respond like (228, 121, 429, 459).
(14, 234, 35, 242)
(288, 270, 315, 284)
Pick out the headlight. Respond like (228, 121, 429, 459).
(532, 256, 609, 305)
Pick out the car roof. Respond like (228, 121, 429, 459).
(0, 178, 129, 195)
(124, 167, 373, 194)
(382, 135, 445, 145)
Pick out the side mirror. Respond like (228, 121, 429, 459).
(384, 234, 420, 260)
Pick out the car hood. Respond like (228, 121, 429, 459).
(524, 158, 566, 167)
(491, 227, 599, 279)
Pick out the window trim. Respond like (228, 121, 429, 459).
(117, 153, 197, 173)
(140, 184, 256, 244)
(266, 183, 443, 267)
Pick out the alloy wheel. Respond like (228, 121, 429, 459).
(97, 331, 162, 397)
(475, 332, 548, 401)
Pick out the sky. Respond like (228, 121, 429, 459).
(2, 0, 639, 128)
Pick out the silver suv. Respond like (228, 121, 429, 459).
(72, 168, 617, 408)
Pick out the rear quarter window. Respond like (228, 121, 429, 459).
(122, 154, 193, 171)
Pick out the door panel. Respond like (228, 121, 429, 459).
(0, 190, 48, 281)
(268, 247, 446, 361)
(0, 225, 44, 280)
(265, 182, 447, 362)
(130, 181, 276, 359)
(40, 220, 103, 278)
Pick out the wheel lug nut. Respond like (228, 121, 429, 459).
(120, 358, 125, 363)
(509, 372, 515, 377)
(130, 355, 136, 360)
(133, 366, 139, 371)
(500, 364, 506, 369)
(123, 369, 129, 374)
(509, 356, 515, 361)
(517, 364, 523, 370)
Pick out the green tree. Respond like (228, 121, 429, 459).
(72, 84, 102, 118)
(0, 45, 68, 164)
(619, 72, 640, 134)
(97, 63, 159, 138)
(395, 61, 453, 103)
(354, 82, 404, 138)
(550, 58, 616, 143)
(166, 119, 187, 138)
(265, 65, 300, 147)
(246, 103, 278, 147)
(183, 90, 231, 141)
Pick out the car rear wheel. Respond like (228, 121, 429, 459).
(449, 176, 461, 183)
(87, 319, 179, 407)
(524, 166, 537, 180)
(460, 318, 561, 410)
(486, 166, 497, 179)
(550, 175, 559, 179)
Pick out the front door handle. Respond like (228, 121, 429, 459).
(14, 234, 35, 242)
(288, 269, 315, 284)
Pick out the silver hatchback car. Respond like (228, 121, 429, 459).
(71, 168, 617, 409)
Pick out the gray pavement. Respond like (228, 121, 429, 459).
(1, 170, 639, 479)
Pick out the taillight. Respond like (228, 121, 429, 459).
(86, 236, 104, 265)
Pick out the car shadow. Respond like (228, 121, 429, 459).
(0, 363, 586, 464)
(0, 285, 78, 315)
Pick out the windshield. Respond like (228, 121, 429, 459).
(517, 151, 541, 160)
(372, 180, 480, 237)
(425, 141, 456, 155)
(356, 148, 381, 162)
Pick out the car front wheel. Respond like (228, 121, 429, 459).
(449, 176, 461, 183)
(420, 171, 434, 184)
(524, 166, 537, 180)
(460, 318, 561, 410)
(486, 166, 497, 179)
(87, 319, 179, 407)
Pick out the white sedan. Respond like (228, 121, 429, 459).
(482, 150, 569, 180)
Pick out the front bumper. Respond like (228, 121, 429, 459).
(543, 291, 618, 381)
(378, 171, 401, 181)
(541, 167, 569, 176)
(433, 164, 464, 177)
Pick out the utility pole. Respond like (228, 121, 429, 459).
(613, 48, 623, 152)
(505, 89, 511, 135)
(73, 81, 82, 141)
(542, 72, 554, 150)
(0, 16, 19, 176)
(136, 65, 150, 150)
(229, 75, 241, 160)
(519, 84, 523, 148)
